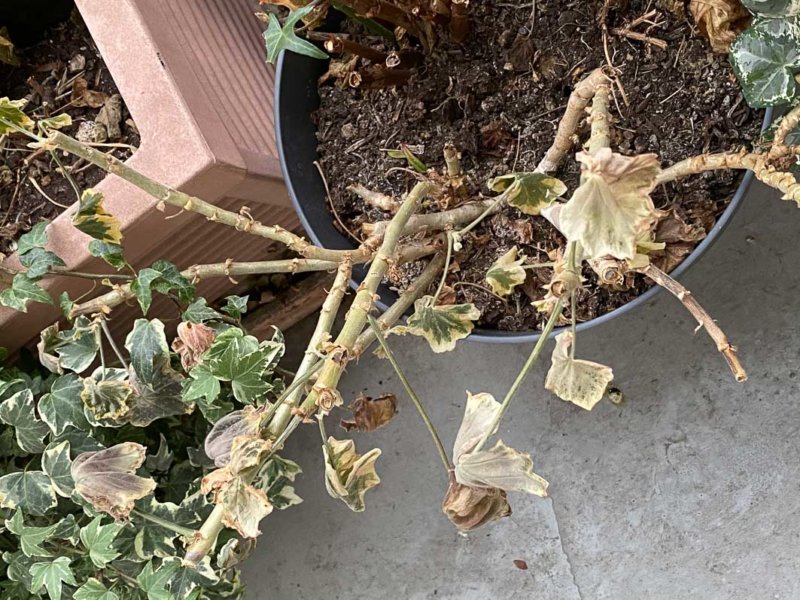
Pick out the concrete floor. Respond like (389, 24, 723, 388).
(241, 182, 800, 599)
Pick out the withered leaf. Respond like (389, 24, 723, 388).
(71, 442, 156, 520)
(204, 407, 263, 467)
(395, 295, 480, 353)
(690, 0, 751, 53)
(323, 437, 381, 512)
(560, 149, 661, 261)
(485, 247, 527, 297)
(172, 321, 216, 370)
(544, 331, 614, 410)
(340, 393, 398, 433)
(126, 359, 189, 427)
(70, 77, 108, 108)
(442, 473, 511, 532)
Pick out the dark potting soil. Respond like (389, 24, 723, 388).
(314, 0, 762, 332)
(0, 11, 138, 255)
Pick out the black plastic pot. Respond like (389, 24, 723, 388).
(275, 50, 771, 344)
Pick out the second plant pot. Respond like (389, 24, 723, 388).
(275, 50, 768, 345)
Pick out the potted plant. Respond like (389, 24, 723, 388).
(1, 1, 799, 598)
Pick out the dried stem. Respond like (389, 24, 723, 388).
(610, 27, 667, 49)
(324, 34, 387, 63)
(70, 258, 339, 317)
(363, 198, 497, 238)
(348, 183, 398, 213)
(770, 103, 800, 154)
(443, 142, 461, 177)
(640, 264, 747, 382)
(536, 68, 609, 173)
(587, 84, 611, 156)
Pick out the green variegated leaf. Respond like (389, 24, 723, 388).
(124, 319, 169, 384)
(74, 578, 119, 600)
(488, 172, 567, 215)
(55, 316, 101, 373)
(39, 373, 90, 435)
(257, 455, 303, 510)
(127, 360, 189, 426)
(264, 4, 328, 64)
(0, 470, 58, 516)
(400, 295, 480, 353)
(16, 221, 48, 255)
(19, 247, 65, 279)
(183, 298, 222, 323)
(71, 442, 156, 520)
(323, 437, 381, 512)
(52, 514, 80, 545)
(183, 364, 223, 415)
(53, 428, 103, 455)
(38, 113, 72, 131)
(485, 247, 527, 296)
(0, 389, 49, 453)
(80, 516, 123, 567)
(221, 295, 249, 319)
(0, 97, 34, 133)
(560, 149, 661, 261)
(165, 556, 220, 598)
(137, 560, 180, 600)
(0, 273, 52, 312)
(88, 240, 126, 270)
(131, 261, 194, 314)
(132, 497, 196, 560)
(4, 510, 58, 557)
(72, 189, 123, 243)
(146, 434, 174, 472)
(42, 440, 74, 497)
(30, 556, 77, 600)
(544, 331, 614, 410)
(2, 549, 37, 590)
(742, 0, 800, 16)
(731, 16, 800, 108)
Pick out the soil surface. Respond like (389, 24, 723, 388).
(0, 11, 138, 255)
(314, 0, 762, 332)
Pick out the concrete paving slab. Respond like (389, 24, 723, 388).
(242, 182, 800, 599)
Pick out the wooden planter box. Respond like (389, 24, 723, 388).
(0, 0, 298, 351)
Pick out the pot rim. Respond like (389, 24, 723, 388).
(275, 50, 773, 344)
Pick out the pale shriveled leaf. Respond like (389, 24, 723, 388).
(559, 149, 661, 261)
(30, 556, 77, 600)
(71, 442, 156, 520)
(455, 440, 549, 496)
(323, 437, 381, 512)
(0, 470, 58, 516)
(37, 324, 63, 374)
(453, 391, 501, 461)
(689, 0, 751, 53)
(72, 188, 123, 244)
(216, 477, 273, 539)
(256, 455, 303, 510)
(487, 172, 567, 215)
(399, 295, 480, 353)
(0, 29, 20, 67)
(340, 392, 398, 432)
(0, 389, 49, 453)
(81, 373, 133, 426)
(442, 474, 511, 532)
(545, 331, 614, 410)
(485, 246, 527, 296)
(172, 321, 216, 370)
(203, 407, 263, 467)
(264, 4, 328, 64)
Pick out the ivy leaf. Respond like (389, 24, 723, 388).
(131, 261, 194, 314)
(256, 455, 303, 510)
(183, 364, 222, 415)
(131, 497, 197, 560)
(183, 298, 222, 323)
(264, 4, 328, 64)
(131, 268, 162, 316)
(126, 360, 189, 427)
(560, 149, 661, 261)
(544, 331, 614, 410)
(0, 389, 49, 453)
(488, 172, 567, 215)
(19, 247, 65, 279)
(54, 316, 101, 373)
(145, 434, 174, 472)
(88, 240, 126, 270)
(731, 16, 800, 108)
(38, 113, 72, 131)
(172, 321, 216, 370)
(2, 549, 38, 591)
(137, 560, 180, 600)
(741, 0, 800, 16)
(0, 273, 52, 312)
(124, 319, 169, 384)
(39, 373, 90, 435)
(164, 556, 220, 598)
(81, 371, 133, 426)
(53, 428, 103, 455)
(456, 440, 550, 496)
(16, 221, 48, 255)
(72, 188, 123, 244)
(323, 437, 381, 512)
(42, 440, 75, 497)
(485, 247, 527, 296)
(221, 295, 249, 319)
(30, 556, 77, 600)
(203, 407, 262, 467)
(4, 510, 58, 557)
(74, 578, 119, 600)
(80, 516, 123, 567)
(399, 295, 480, 353)
(71, 442, 156, 520)
(0, 97, 34, 133)
(0, 471, 57, 515)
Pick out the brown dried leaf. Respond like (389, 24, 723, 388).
(71, 443, 156, 521)
(70, 77, 108, 108)
(442, 473, 511, 532)
(340, 393, 398, 432)
(172, 321, 217, 370)
(689, 0, 751, 53)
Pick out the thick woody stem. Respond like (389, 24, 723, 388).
(267, 259, 353, 436)
(48, 131, 371, 263)
(443, 142, 461, 177)
(363, 198, 497, 238)
(770, 103, 800, 154)
(536, 68, 609, 173)
(640, 264, 747, 382)
(70, 258, 339, 317)
(587, 84, 611, 157)
(657, 151, 800, 206)
(348, 183, 398, 212)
